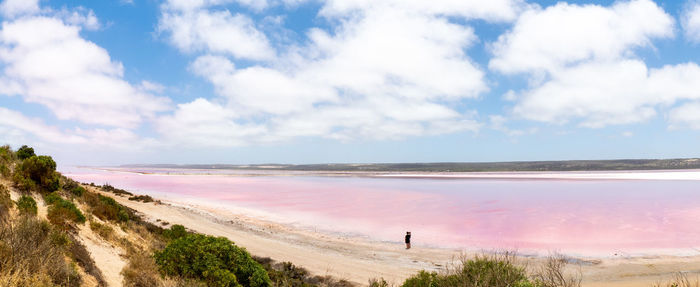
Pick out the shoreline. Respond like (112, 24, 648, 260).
(82, 167, 700, 181)
(89, 186, 700, 287)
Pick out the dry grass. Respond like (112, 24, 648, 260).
(531, 254, 582, 287)
(0, 217, 80, 286)
(653, 272, 700, 287)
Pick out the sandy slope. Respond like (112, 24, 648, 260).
(87, 187, 700, 287)
(76, 222, 126, 287)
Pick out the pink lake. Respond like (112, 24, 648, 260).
(64, 168, 700, 257)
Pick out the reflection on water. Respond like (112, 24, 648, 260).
(64, 167, 700, 256)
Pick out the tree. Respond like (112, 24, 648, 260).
(16, 145, 35, 160)
(13, 155, 59, 192)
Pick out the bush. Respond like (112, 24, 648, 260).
(89, 221, 115, 241)
(62, 178, 86, 197)
(122, 251, 162, 287)
(101, 184, 133, 196)
(0, 164, 9, 178)
(401, 253, 536, 287)
(155, 234, 271, 287)
(0, 145, 13, 163)
(83, 192, 129, 223)
(16, 145, 35, 160)
(128, 195, 154, 203)
(47, 198, 86, 231)
(163, 224, 188, 241)
(13, 155, 59, 193)
(16, 196, 37, 216)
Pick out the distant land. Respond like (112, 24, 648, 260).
(122, 158, 700, 172)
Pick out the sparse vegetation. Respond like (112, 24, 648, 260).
(401, 253, 581, 287)
(129, 194, 155, 203)
(46, 195, 86, 231)
(0, 217, 81, 286)
(101, 184, 134, 196)
(82, 191, 129, 223)
(16, 195, 37, 216)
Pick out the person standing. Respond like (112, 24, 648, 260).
(405, 231, 411, 249)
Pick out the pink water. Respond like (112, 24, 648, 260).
(65, 168, 700, 256)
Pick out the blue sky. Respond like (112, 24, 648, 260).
(1, 0, 700, 166)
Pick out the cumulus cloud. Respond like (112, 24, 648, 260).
(670, 102, 700, 130)
(490, 0, 700, 129)
(319, 0, 526, 22)
(0, 16, 171, 128)
(490, 0, 673, 74)
(157, 0, 491, 145)
(158, 0, 275, 60)
(0, 0, 39, 18)
(514, 61, 700, 127)
(683, 1, 700, 43)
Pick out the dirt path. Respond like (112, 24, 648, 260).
(76, 222, 126, 287)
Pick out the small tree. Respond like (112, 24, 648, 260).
(13, 155, 59, 193)
(16, 145, 35, 160)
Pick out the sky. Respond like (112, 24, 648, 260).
(1, 0, 700, 166)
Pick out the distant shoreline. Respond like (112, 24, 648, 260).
(112, 157, 700, 173)
(80, 166, 700, 181)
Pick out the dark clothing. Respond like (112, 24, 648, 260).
(405, 234, 411, 243)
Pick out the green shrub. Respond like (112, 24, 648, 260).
(12, 155, 59, 193)
(155, 234, 271, 287)
(163, 224, 188, 240)
(401, 253, 536, 287)
(43, 192, 63, 205)
(128, 195, 154, 203)
(16, 195, 37, 216)
(47, 198, 86, 231)
(70, 186, 86, 197)
(0, 145, 13, 163)
(101, 184, 133, 196)
(83, 192, 129, 223)
(16, 145, 35, 160)
(0, 164, 9, 178)
(62, 179, 85, 197)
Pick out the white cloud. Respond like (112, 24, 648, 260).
(670, 102, 700, 129)
(0, 0, 39, 18)
(491, 0, 700, 129)
(159, 1, 490, 145)
(490, 0, 674, 74)
(683, 1, 700, 43)
(513, 60, 700, 127)
(0, 107, 85, 144)
(0, 16, 171, 128)
(319, 0, 526, 22)
(155, 98, 268, 146)
(158, 0, 274, 60)
(55, 7, 101, 30)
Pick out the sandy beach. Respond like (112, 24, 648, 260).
(86, 175, 700, 287)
